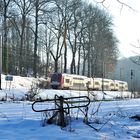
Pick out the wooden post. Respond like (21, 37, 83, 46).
(59, 96, 66, 127)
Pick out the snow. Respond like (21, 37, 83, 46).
(0, 75, 140, 140)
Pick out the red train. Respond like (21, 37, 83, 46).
(50, 73, 128, 91)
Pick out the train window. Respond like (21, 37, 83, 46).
(95, 82, 99, 85)
(110, 83, 114, 86)
(73, 77, 83, 80)
(73, 83, 84, 87)
(103, 81, 109, 83)
(87, 81, 91, 85)
(104, 85, 109, 89)
(65, 79, 70, 83)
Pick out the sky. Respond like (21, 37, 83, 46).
(89, 0, 140, 58)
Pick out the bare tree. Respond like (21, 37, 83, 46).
(39, 23, 55, 77)
(67, 0, 82, 74)
(31, 0, 51, 77)
(46, 1, 64, 72)
(78, 3, 118, 77)
(93, 0, 134, 11)
(50, 0, 76, 73)
(10, 0, 33, 75)
(92, 11, 118, 77)
(2, 0, 11, 74)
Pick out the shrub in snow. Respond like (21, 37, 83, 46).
(26, 81, 40, 101)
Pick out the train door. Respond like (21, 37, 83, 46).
(93, 78, 102, 90)
(63, 76, 72, 89)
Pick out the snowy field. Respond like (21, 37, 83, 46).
(1, 99, 140, 139)
(0, 74, 132, 101)
(0, 75, 140, 139)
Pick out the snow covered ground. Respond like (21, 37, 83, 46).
(1, 99, 140, 139)
(0, 75, 140, 140)
(0, 74, 132, 101)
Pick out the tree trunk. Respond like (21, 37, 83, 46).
(63, 20, 67, 73)
(33, 0, 39, 78)
(77, 47, 81, 75)
(3, 1, 8, 74)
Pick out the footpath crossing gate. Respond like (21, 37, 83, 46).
(32, 95, 90, 127)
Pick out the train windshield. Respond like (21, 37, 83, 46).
(51, 73, 62, 82)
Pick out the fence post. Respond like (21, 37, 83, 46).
(59, 96, 66, 127)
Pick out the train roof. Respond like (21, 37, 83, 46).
(62, 73, 88, 79)
(51, 73, 88, 79)
(114, 80, 128, 84)
(94, 78, 114, 81)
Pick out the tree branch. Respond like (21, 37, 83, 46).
(93, 0, 136, 12)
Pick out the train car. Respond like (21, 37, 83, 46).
(88, 78, 116, 91)
(50, 73, 88, 90)
(50, 73, 73, 89)
(70, 74, 88, 90)
(115, 80, 128, 91)
(102, 78, 115, 91)
(87, 78, 102, 90)
(102, 79, 128, 91)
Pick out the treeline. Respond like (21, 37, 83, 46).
(0, 0, 119, 78)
